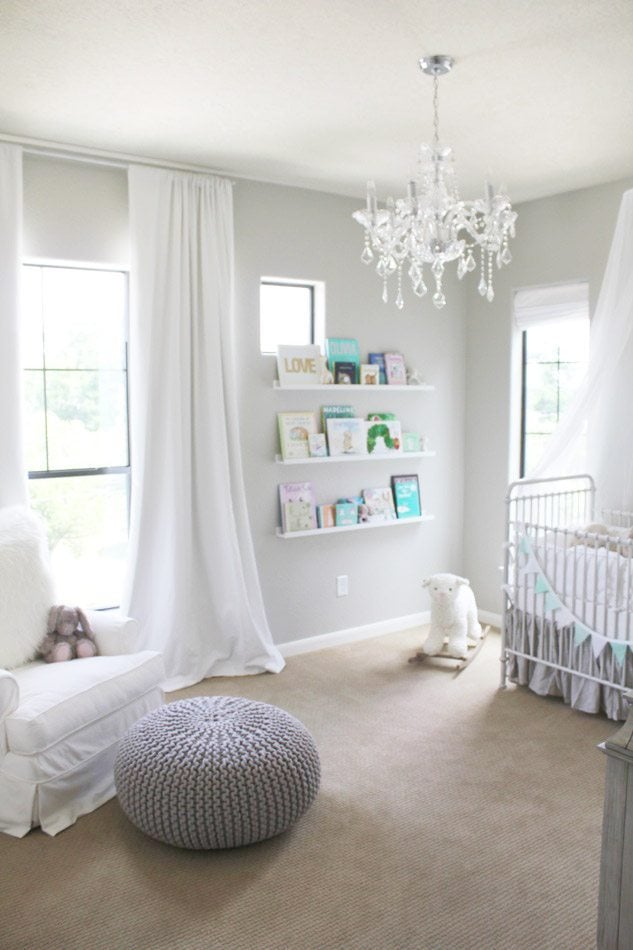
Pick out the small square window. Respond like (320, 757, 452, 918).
(259, 279, 324, 355)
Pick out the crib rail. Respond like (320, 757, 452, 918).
(501, 475, 633, 707)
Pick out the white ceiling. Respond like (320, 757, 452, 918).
(2, 0, 633, 205)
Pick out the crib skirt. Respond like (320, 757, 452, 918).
(505, 606, 632, 721)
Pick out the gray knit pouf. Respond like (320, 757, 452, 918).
(114, 695, 321, 850)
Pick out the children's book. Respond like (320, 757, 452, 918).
(325, 338, 360, 380)
(326, 417, 367, 456)
(320, 404, 354, 432)
(402, 431, 421, 452)
(333, 361, 357, 385)
(391, 474, 422, 519)
(285, 501, 317, 532)
(362, 486, 397, 523)
(335, 502, 357, 526)
(360, 363, 380, 385)
(367, 412, 397, 421)
(384, 352, 407, 385)
(317, 504, 336, 528)
(278, 411, 318, 460)
(368, 352, 387, 385)
(366, 419, 403, 456)
(276, 344, 322, 387)
(308, 433, 328, 458)
(279, 482, 317, 533)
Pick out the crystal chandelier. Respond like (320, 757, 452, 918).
(353, 55, 517, 310)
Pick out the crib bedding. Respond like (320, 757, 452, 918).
(510, 540, 633, 640)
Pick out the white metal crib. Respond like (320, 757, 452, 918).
(501, 474, 633, 720)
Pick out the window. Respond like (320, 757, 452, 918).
(515, 282, 590, 476)
(21, 263, 130, 608)
(259, 278, 324, 354)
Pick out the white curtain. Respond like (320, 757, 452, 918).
(529, 188, 633, 511)
(123, 166, 284, 690)
(0, 144, 27, 508)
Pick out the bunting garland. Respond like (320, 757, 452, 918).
(514, 529, 632, 668)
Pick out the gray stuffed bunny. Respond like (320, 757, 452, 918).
(39, 605, 98, 663)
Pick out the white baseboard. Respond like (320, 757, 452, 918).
(277, 608, 501, 658)
(278, 611, 430, 658)
(478, 610, 501, 629)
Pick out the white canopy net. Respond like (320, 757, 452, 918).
(529, 188, 633, 513)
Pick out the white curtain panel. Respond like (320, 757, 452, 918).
(530, 188, 633, 510)
(123, 166, 284, 690)
(0, 144, 27, 508)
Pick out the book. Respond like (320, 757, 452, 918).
(402, 431, 421, 452)
(279, 482, 317, 533)
(326, 417, 367, 456)
(317, 504, 336, 528)
(285, 501, 317, 532)
(325, 338, 360, 380)
(362, 487, 397, 523)
(308, 433, 328, 458)
(367, 412, 397, 421)
(277, 411, 318, 460)
(333, 361, 357, 385)
(384, 352, 407, 385)
(335, 502, 357, 526)
(360, 363, 380, 385)
(391, 474, 422, 519)
(320, 404, 355, 432)
(368, 352, 387, 385)
(366, 419, 403, 455)
(276, 344, 322, 387)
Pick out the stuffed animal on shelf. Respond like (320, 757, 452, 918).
(419, 573, 482, 660)
(39, 605, 98, 663)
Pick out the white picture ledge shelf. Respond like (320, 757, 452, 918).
(276, 514, 434, 539)
(275, 451, 435, 465)
(273, 381, 435, 392)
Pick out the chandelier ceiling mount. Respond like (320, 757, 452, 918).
(353, 55, 517, 311)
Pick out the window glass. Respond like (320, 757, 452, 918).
(260, 281, 314, 354)
(521, 318, 589, 475)
(21, 264, 129, 608)
(28, 473, 129, 609)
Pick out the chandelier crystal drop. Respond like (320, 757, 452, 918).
(353, 55, 517, 310)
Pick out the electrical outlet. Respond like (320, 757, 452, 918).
(336, 574, 348, 597)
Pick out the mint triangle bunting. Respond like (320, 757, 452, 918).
(535, 574, 549, 594)
(611, 642, 628, 667)
(574, 623, 591, 646)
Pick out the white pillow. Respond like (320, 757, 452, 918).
(0, 506, 55, 669)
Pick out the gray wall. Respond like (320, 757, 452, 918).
(22, 157, 468, 645)
(233, 179, 467, 643)
(462, 175, 633, 614)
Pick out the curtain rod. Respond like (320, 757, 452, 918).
(0, 131, 236, 183)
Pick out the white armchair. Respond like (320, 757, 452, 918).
(0, 506, 164, 838)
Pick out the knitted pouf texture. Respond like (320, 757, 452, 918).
(114, 695, 321, 850)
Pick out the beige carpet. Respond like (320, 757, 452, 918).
(1, 628, 615, 950)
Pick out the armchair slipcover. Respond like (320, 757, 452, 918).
(0, 506, 164, 837)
